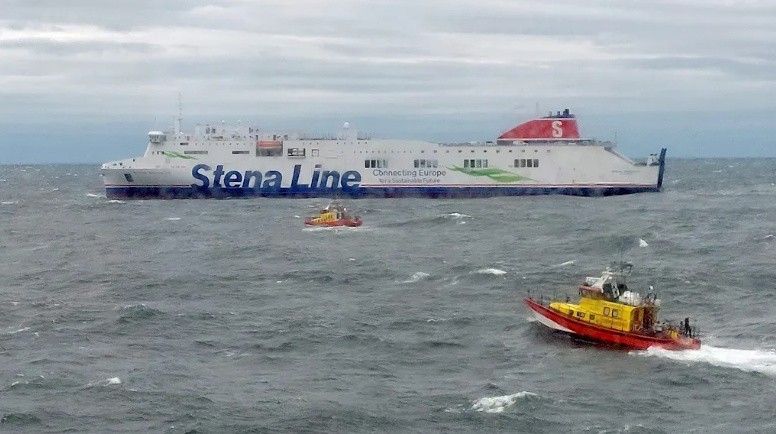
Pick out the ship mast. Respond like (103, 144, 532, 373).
(175, 92, 182, 135)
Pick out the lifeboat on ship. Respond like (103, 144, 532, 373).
(305, 201, 363, 227)
(524, 261, 701, 350)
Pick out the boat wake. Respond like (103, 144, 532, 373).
(471, 391, 537, 413)
(634, 345, 776, 376)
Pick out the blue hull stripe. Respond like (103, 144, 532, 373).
(105, 185, 660, 199)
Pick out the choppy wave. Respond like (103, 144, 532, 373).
(403, 271, 430, 283)
(86, 377, 122, 387)
(472, 268, 507, 276)
(471, 391, 537, 413)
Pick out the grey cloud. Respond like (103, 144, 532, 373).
(1, 38, 157, 55)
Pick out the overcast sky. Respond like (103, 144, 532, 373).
(1, 0, 775, 163)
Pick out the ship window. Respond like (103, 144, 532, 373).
(124, 173, 134, 183)
(464, 160, 469, 168)
(612, 309, 619, 318)
(576, 311, 585, 319)
(232, 150, 249, 155)
(414, 159, 419, 168)
(184, 150, 208, 155)
(604, 307, 611, 316)
(364, 160, 369, 168)
(312, 149, 319, 157)
(180, 142, 188, 146)
(527, 159, 533, 168)
(514, 159, 519, 167)
(482, 160, 488, 168)
(589, 314, 596, 321)
(569, 309, 574, 316)
(534, 159, 539, 167)
(420, 160, 426, 168)
(520, 159, 527, 167)
(475, 159, 482, 168)
(469, 159, 475, 168)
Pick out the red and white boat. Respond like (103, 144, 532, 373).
(525, 262, 701, 350)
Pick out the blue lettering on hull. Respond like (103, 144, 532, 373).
(191, 163, 362, 193)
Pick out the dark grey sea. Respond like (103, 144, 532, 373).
(1, 159, 775, 433)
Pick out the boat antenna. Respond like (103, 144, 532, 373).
(175, 92, 182, 135)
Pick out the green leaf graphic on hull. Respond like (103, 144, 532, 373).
(161, 151, 197, 160)
(449, 166, 531, 183)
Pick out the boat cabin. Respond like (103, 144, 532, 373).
(549, 262, 663, 334)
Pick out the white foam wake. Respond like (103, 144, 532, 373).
(555, 260, 575, 267)
(471, 391, 537, 413)
(473, 268, 507, 276)
(635, 345, 776, 376)
(639, 239, 649, 247)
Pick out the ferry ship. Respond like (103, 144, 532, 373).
(101, 109, 666, 199)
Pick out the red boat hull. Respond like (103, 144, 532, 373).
(304, 218, 362, 227)
(524, 297, 700, 350)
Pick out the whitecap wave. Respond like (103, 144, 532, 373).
(403, 272, 430, 283)
(86, 377, 122, 387)
(108, 200, 124, 204)
(634, 345, 776, 376)
(473, 268, 507, 276)
(471, 391, 537, 413)
(555, 260, 575, 267)
(639, 239, 649, 247)
(86, 193, 102, 198)
(1, 201, 18, 205)
(440, 212, 471, 219)
(165, 217, 181, 221)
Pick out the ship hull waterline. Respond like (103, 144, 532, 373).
(104, 184, 662, 200)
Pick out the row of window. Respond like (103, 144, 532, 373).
(569, 307, 620, 320)
(413, 159, 438, 168)
(356, 149, 545, 154)
(365, 159, 389, 168)
(516, 159, 539, 168)
(463, 159, 488, 169)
